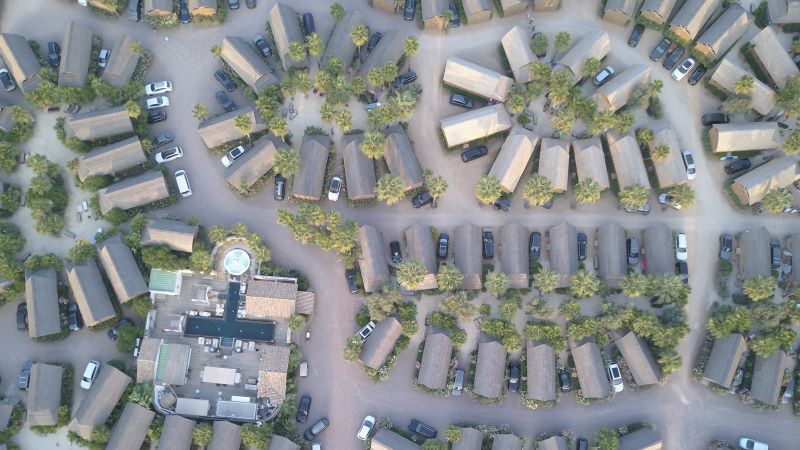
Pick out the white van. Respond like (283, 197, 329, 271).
(175, 170, 192, 197)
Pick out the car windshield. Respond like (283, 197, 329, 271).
(162, 149, 178, 158)
(611, 367, 620, 377)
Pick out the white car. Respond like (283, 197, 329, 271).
(357, 321, 376, 341)
(97, 49, 110, 68)
(80, 360, 100, 390)
(672, 57, 696, 81)
(328, 176, 342, 201)
(155, 146, 183, 163)
(682, 149, 696, 180)
(607, 363, 623, 393)
(675, 233, 688, 261)
(146, 96, 170, 110)
(357, 415, 376, 440)
(175, 170, 192, 197)
(145, 80, 173, 96)
(738, 438, 768, 450)
(221, 145, 246, 167)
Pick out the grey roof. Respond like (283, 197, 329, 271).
(500, 0, 529, 15)
(142, 219, 198, 253)
(768, 0, 800, 23)
(220, 37, 280, 92)
(342, 133, 377, 201)
(372, 0, 397, 13)
(269, 3, 307, 70)
(156, 415, 195, 450)
(526, 343, 556, 401)
(533, 0, 560, 11)
(603, 0, 638, 26)
(702, 333, 746, 387)
(269, 435, 300, 450)
(452, 428, 484, 450)
(709, 122, 781, 153)
(359, 31, 405, 89)
(538, 138, 570, 192)
(96, 170, 169, 214)
(607, 132, 650, 190)
(224, 134, 282, 190)
(440, 104, 512, 148)
(491, 433, 523, 450)
(556, 30, 611, 81)
(97, 234, 149, 302)
(405, 225, 438, 290)
(593, 64, 651, 112)
(668, 0, 722, 42)
(358, 225, 390, 293)
(27, 363, 63, 426)
(422, 0, 449, 29)
(640, 0, 678, 24)
(102, 35, 141, 88)
(650, 125, 688, 188)
(384, 125, 424, 191)
(321, 10, 361, 67)
(0, 33, 42, 92)
(144, 0, 173, 15)
(619, 428, 663, 450)
(443, 56, 514, 102)
(462, 0, 493, 23)
(539, 436, 569, 450)
(708, 56, 776, 115)
(751, 350, 787, 405)
(418, 332, 453, 389)
(188, 0, 216, 14)
(737, 226, 771, 279)
(106, 403, 156, 450)
(548, 222, 578, 287)
(572, 137, 610, 189)
(473, 341, 506, 399)
(502, 25, 536, 83)
(25, 268, 61, 338)
(0, 402, 14, 433)
(694, 5, 752, 61)
(359, 317, 403, 369)
(615, 331, 661, 386)
(69, 365, 132, 440)
(642, 223, 674, 276)
(488, 127, 539, 193)
(499, 223, 529, 289)
(198, 106, 266, 149)
(731, 155, 800, 205)
(208, 420, 242, 450)
(64, 105, 134, 141)
(454, 223, 482, 290)
(66, 259, 116, 327)
(77, 135, 145, 181)
(749, 25, 799, 89)
(292, 134, 331, 200)
(572, 341, 611, 399)
(59, 21, 92, 88)
(596, 223, 626, 288)
(371, 428, 422, 450)
(789, 233, 800, 283)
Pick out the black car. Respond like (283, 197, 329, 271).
(626, 237, 640, 266)
(449, 93, 474, 109)
(68, 302, 82, 331)
(295, 395, 311, 423)
(147, 110, 166, 124)
(302, 13, 315, 35)
(507, 361, 520, 392)
(687, 64, 707, 85)
(47, 42, 61, 68)
(367, 32, 382, 52)
(246, 0, 256, 8)
(215, 90, 238, 112)
(0, 69, 15, 91)
(179, 0, 190, 23)
(724, 158, 751, 175)
(493, 197, 511, 211)
(662, 46, 685, 70)
(16, 303, 27, 331)
(345, 268, 358, 293)
(559, 368, 572, 392)
(214, 70, 237, 91)
(390, 241, 402, 264)
(393, 71, 417, 88)
(227, 0, 240, 9)
(719, 233, 733, 260)
(576, 438, 589, 450)
(448, 2, 460, 27)
(628, 24, 645, 47)
(411, 190, 433, 208)
(482, 230, 494, 259)
(649, 38, 671, 61)
(461, 145, 488, 162)
(701, 112, 729, 126)
(771, 239, 781, 268)
(107, 318, 133, 341)
(408, 419, 436, 439)
(19, 361, 33, 390)
(438, 233, 449, 258)
(529, 232, 541, 260)
(152, 132, 174, 149)
(403, 0, 416, 21)
(253, 35, 271, 57)
(577, 232, 587, 261)
(274, 174, 286, 200)
(303, 418, 329, 441)
(676, 261, 688, 284)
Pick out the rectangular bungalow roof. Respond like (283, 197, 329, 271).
(488, 127, 539, 193)
(473, 341, 506, 399)
(156, 415, 195, 450)
(694, 5, 752, 62)
(257, 346, 291, 406)
(619, 428, 663, 450)
(224, 133, 281, 190)
(97, 171, 169, 214)
(596, 223, 626, 288)
(499, 223, 529, 289)
(66, 259, 116, 327)
(359, 317, 403, 369)
(69, 365, 132, 440)
(462, 0, 493, 24)
(97, 234, 149, 302)
(358, 225, 390, 293)
(534, 0, 560, 10)
(642, 223, 674, 276)
(650, 125, 688, 188)
(0, 401, 12, 433)
(321, 10, 360, 67)
(737, 226, 771, 279)
(492, 434, 523, 450)
(64, 105, 134, 141)
(640, 0, 678, 25)
(572, 137, 610, 189)
(221, 37, 280, 92)
(418, 332, 453, 389)
(709, 57, 776, 115)
(749, 25, 799, 89)
(454, 223, 483, 290)
(443, 56, 514, 102)
(136, 337, 159, 383)
(270, 3, 307, 71)
(102, 35, 141, 88)
(342, 133, 377, 201)
(269, 435, 300, 450)
(526, 343, 556, 401)
(572, 341, 611, 399)
(615, 331, 661, 386)
(440, 104, 512, 148)
(359, 31, 405, 88)
(768, 0, 800, 24)
(751, 350, 787, 405)
(188, 0, 216, 15)
(0, 33, 42, 92)
(208, 420, 242, 450)
(702, 333, 746, 387)
(25, 268, 61, 338)
(709, 122, 781, 153)
(142, 219, 198, 253)
(603, 0, 638, 26)
(557, 30, 611, 81)
(384, 125, 424, 191)
(144, 0, 173, 15)
(539, 436, 569, 450)
(669, 0, 722, 42)
(198, 107, 266, 149)
(607, 132, 651, 190)
(731, 155, 800, 205)
(59, 21, 92, 88)
(548, 222, 578, 287)
(106, 403, 155, 450)
(246, 279, 298, 319)
(594, 64, 650, 112)
(538, 138, 570, 192)
(501, 26, 537, 83)
(422, 0, 449, 29)
(405, 225, 438, 290)
(77, 136, 145, 181)
(27, 363, 63, 427)
(500, 0, 529, 15)
(292, 134, 331, 200)
(452, 428, 484, 450)
(372, 428, 422, 450)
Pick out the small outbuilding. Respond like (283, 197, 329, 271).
(59, 21, 92, 88)
(359, 31, 405, 91)
(607, 132, 651, 190)
(556, 30, 611, 82)
(615, 331, 661, 386)
(694, 5, 752, 62)
(141, 219, 197, 253)
(702, 333, 746, 388)
(538, 138, 570, 192)
(491, 434, 523, 450)
(548, 222, 578, 287)
(731, 155, 800, 205)
(269, 435, 300, 450)
(751, 350, 787, 406)
(97, 234, 149, 302)
(668, 0, 722, 43)
(321, 10, 361, 67)
(768, 0, 800, 24)
(500, 0, 529, 16)
(737, 226, 771, 279)
(208, 420, 242, 450)
(572, 137, 610, 190)
(220, 36, 280, 92)
(358, 225, 390, 293)
(650, 125, 688, 188)
(292, 134, 331, 201)
(462, 0, 493, 24)
(69, 365, 132, 440)
(748, 25, 799, 89)
(418, 332, 453, 389)
(0, 33, 42, 92)
(501, 26, 536, 83)
(269, 3, 307, 70)
(198, 107, 266, 149)
(342, 133, 377, 201)
(533, 0, 560, 11)
(452, 428, 484, 450)
(708, 57, 776, 115)
(106, 403, 155, 450)
(384, 125, 424, 191)
(371, 428, 422, 450)
(96, 171, 169, 214)
(596, 223, 626, 288)
(224, 134, 282, 192)
(639, 0, 678, 26)
(102, 35, 141, 88)
(526, 343, 556, 402)
(603, 0, 638, 26)
(454, 223, 483, 290)
(25, 268, 60, 338)
(488, 127, 539, 193)
(144, 0, 173, 16)
(27, 363, 63, 427)
(619, 428, 663, 450)
(405, 225, 438, 290)
(156, 415, 195, 450)
(422, 0, 449, 29)
(642, 223, 674, 276)
(64, 106, 133, 141)
(499, 223, 529, 289)
(593, 64, 650, 112)
(66, 259, 116, 327)
(188, 0, 216, 16)
(709, 122, 781, 153)
(77, 136, 145, 181)
(440, 104, 512, 148)
(443, 56, 514, 102)
(359, 317, 403, 369)
(473, 341, 506, 399)
(572, 341, 611, 399)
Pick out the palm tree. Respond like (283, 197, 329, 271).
(506, 92, 526, 115)
(657, 349, 682, 376)
(330, 2, 345, 22)
(619, 184, 648, 209)
(129, 41, 144, 54)
(531, 34, 548, 57)
(376, 174, 405, 205)
(668, 184, 695, 208)
(274, 148, 300, 176)
(485, 271, 509, 298)
(295, 71, 312, 93)
(10, 106, 31, 124)
(530, 61, 552, 82)
(360, 131, 386, 159)
(380, 62, 398, 87)
(532, 268, 559, 294)
(722, 95, 752, 115)
(620, 273, 649, 297)
(320, 102, 337, 124)
(124, 100, 140, 118)
(554, 32, 571, 59)
(268, 116, 289, 140)
(474, 175, 502, 205)
(288, 41, 307, 62)
(744, 275, 777, 301)
(351, 24, 369, 53)
(367, 67, 383, 90)
(392, 89, 418, 118)
(305, 33, 324, 66)
(210, 45, 221, 57)
(650, 143, 670, 160)
(574, 178, 602, 204)
(762, 188, 792, 213)
(635, 127, 654, 146)
(234, 114, 252, 142)
(523, 174, 553, 206)
(403, 36, 419, 68)
(425, 173, 448, 204)
(648, 275, 688, 306)
(570, 270, 600, 298)
(784, 129, 800, 154)
(396, 259, 425, 290)
(647, 80, 663, 97)
(314, 70, 332, 93)
(551, 108, 576, 135)
(735, 75, 754, 95)
(333, 109, 353, 132)
(581, 58, 601, 80)
(436, 264, 463, 291)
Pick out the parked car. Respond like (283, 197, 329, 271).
(215, 90, 238, 112)
(576, 438, 589, 450)
(628, 23, 645, 47)
(729, 368, 744, 394)
(408, 419, 437, 439)
(663, 46, 685, 70)
(507, 361, 520, 392)
(367, 32, 382, 52)
(738, 438, 768, 450)
(155, 146, 183, 163)
(227, 0, 240, 9)
(245, 0, 255, 8)
(658, 193, 682, 210)
(147, 110, 167, 124)
(357, 415, 376, 440)
(274, 174, 286, 201)
(770, 239, 781, 268)
(482, 230, 494, 259)
(577, 233, 587, 261)
(724, 158, 751, 175)
(449, 93, 474, 109)
(47, 42, 61, 68)
(682, 149, 696, 180)
(529, 232, 541, 260)
(623, 203, 651, 215)
(107, 318, 133, 341)
(782, 374, 795, 403)
(452, 368, 464, 395)
(461, 145, 488, 162)
(393, 70, 417, 88)
(81, 360, 100, 389)
(364, 102, 382, 111)
(0, 69, 16, 91)
(175, 169, 192, 197)
(152, 132, 174, 149)
(411, 190, 433, 208)
(437, 233, 449, 258)
(676, 261, 688, 284)
(302, 13, 315, 35)
(559, 368, 571, 392)
(68, 302, 82, 331)
(390, 241, 402, 263)
(16, 303, 27, 331)
(448, 2, 461, 27)
(214, 70, 237, 91)
(345, 268, 358, 293)
(97, 49, 110, 67)
(303, 418, 329, 441)
(592, 66, 615, 86)
(221, 145, 246, 167)
(493, 197, 511, 211)
(627, 237, 640, 266)
(357, 321, 376, 341)
(607, 362, 624, 393)
(649, 38, 671, 61)
(688, 65, 707, 85)
(253, 35, 271, 57)
(675, 233, 688, 261)
(19, 361, 33, 390)
(403, 0, 416, 21)
(719, 234, 733, 260)
(671, 57, 695, 81)
(179, 0, 190, 23)
(701, 112, 729, 126)
(146, 96, 170, 110)
(328, 176, 342, 201)
(296, 395, 311, 423)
